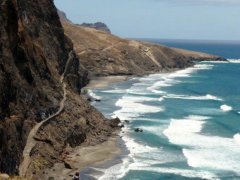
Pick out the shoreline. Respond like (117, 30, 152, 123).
(55, 62, 221, 179)
(45, 75, 131, 180)
(45, 132, 127, 180)
(42, 61, 224, 179)
(85, 75, 131, 89)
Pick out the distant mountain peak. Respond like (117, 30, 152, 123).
(57, 9, 111, 34)
(57, 9, 72, 23)
(81, 22, 111, 33)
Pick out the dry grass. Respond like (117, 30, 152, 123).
(32, 157, 49, 172)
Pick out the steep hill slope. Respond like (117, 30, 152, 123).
(0, 0, 119, 177)
(59, 14, 224, 77)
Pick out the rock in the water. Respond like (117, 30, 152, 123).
(110, 117, 121, 128)
(118, 124, 125, 128)
(134, 128, 143, 133)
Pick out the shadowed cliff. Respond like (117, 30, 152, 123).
(0, 0, 119, 176)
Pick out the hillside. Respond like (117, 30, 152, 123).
(59, 13, 225, 77)
(0, 0, 119, 178)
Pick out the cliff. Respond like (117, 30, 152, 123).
(59, 14, 225, 77)
(0, 0, 119, 177)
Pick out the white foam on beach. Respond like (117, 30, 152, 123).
(97, 63, 225, 180)
(97, 131, 219, 180)
(163, 94, 223, 101)
(205, 61, 229, 63)
(234, 133, 240, 145)
(163, 115, 240, 175)
(220, 104, 233, 111)
(88, 90, 102, 100)
(158, 97, 165, 102)
(147, 64, 214, 94)
(102, 89, 127, 94)
(113, 96, 164, 120)
(97, 134, 161, 180)
(228, 59, 240, 63)
(163, 115, 210, 145)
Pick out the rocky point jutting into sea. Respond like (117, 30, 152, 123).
(0, 0, 225, 179)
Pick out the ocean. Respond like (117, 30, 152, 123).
(89, 40, 240, 180)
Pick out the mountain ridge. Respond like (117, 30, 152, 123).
(59, 10, 225, 77)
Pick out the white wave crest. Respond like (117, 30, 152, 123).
(88, 90, 101, 100)
(113, 96, 164, 120)
(234, 133, 240, 145)
(164, 115, 240, 175)
(163, 94, 222, 101)
(97, 132, 219, 180)
(228, 59, 240, 63)
(147, 64, 214, 94)
(102, 89, 127, 94)
(163, 115, 210, 145)
(220, 104, 233, 112)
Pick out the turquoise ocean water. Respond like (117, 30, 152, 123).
(89, 40, 240, 180)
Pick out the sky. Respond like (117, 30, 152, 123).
(54, 0, 240, 41)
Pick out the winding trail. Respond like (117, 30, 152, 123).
(142, 46, 161, 67)
(19, 51, 73, 177)
(77, 50, 86, 56)
(102, 41, 121, 52)
(76, 42, 121, 57)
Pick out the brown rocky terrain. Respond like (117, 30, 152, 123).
(0, 0, 119, 178)
(59, 12, 225, 77)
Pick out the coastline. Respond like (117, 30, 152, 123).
(46, 63, 222, 179)
(45, 75, 131, 180)
(85, 75, 130, 89)
(46, 132, 127, 180)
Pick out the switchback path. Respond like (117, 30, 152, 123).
(19, 51, 73, 177)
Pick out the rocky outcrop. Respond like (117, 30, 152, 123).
(81, 22, 111, 33)
(57, 9, 111, 34)
(57, 9, 72, 23)
(0, 0, 116, 176)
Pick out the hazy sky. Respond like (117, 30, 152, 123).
(54, 0, 240, 40)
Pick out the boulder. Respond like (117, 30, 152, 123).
(134, 128, 143, 133)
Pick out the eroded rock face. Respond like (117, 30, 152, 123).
(0, 0, 108, 175)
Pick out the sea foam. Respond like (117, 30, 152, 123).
(163, 94, 222, 101)
(147, 64, 214, 94)
(220, 104, 233, 111)
(88, 90, 101, 100)
(234, 133, 240, 145)
(228, 59, 240, 63)
(164, 115, 240, 175)
(113, 96, 164, 120)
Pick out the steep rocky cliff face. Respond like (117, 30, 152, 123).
(0, 0, 117, 176)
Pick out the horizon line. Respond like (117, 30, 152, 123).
(128, 37, 240, 43)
